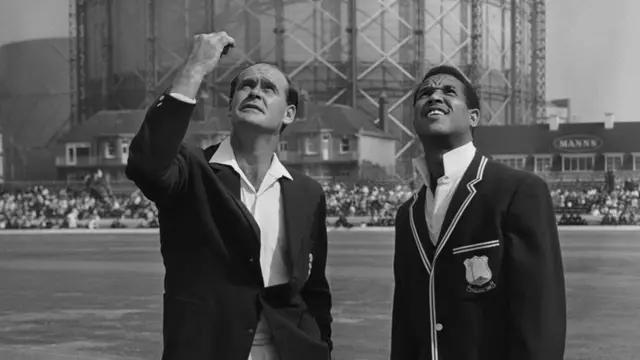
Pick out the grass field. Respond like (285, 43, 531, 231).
(0, 229, 639, 360)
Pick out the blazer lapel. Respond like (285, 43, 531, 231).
(279, 175, 306, 285)
(435, 152, 488, 254)
(204, 145, 260, 244)
(210, 163, 241, 199)
(409, 186, 436, 274)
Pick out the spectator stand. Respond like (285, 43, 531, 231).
(0, 176, 638, 230)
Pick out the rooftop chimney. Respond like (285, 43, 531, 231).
(548, 115, 559, 131)
(378, 92, 388, 132)
(297, 89, 309, 120)
(604, 112, 615, 129)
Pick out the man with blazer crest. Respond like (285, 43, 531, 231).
(125, 32, 332, 360)
(390, 65, 566, 360)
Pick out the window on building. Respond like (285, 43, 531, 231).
(278, 141, 288, 152)
(562, 155, 595, 172)
(634, 153, 640, 171)
(340, 137, 350, 153)
(65, 143, 91, 165)
(121, 139, 130, 159)
(492, 155, 527, 170)
(104, 140, 116, 159)
(534, 155, 553, 172)
(604, 153, 623, 171)
(305, 137, 318, 155)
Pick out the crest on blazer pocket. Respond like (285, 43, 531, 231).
(463, 255, 496, 293)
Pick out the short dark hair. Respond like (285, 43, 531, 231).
(228, 63, 299, 134)
(413, 64, 480, 111)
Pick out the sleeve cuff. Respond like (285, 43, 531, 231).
(169, 92, 196, 104)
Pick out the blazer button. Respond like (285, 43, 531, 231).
(248, 328, 254, 334)
(435, 323, 443, 331)
(249, 257, 254, 263)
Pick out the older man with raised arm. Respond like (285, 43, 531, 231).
(126, 31, 333, 360)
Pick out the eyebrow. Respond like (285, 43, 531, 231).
(419, 83, 459, 92)
(239, 76, 280, 92)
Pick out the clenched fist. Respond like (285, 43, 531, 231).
(171, 31, 236, 100)
(185, 32, 236, 77)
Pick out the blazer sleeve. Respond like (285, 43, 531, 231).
(301, 190, 333, 352)
(503, 175, 567, 360)
(125, 93, 197, 202)
(390, 206, 418, 360)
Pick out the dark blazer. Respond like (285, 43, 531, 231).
(390, 152, 566, 360)
(125, 93, 333, 360)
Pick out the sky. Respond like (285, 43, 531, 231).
(0, 0, 638, 123)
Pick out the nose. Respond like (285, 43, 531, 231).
(247, 86, 263, 99)
(427, 91, 444, 105)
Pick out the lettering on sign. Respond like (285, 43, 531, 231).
(552, 134, 603, 153)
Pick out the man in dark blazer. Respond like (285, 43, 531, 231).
(390, 65, 566, 360)
(125, 31, 332, 360)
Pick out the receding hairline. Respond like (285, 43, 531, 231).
(228, 63, 298, 109)
(235, 63, 289, 85)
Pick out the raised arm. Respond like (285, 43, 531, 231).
(124, 92, 195, 201)
(504, 175, 567, 360)
(125, 32, 236, 202)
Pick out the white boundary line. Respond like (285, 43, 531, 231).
(0, 226, 638, 236)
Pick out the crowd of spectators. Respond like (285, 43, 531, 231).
(0, 186, 158, 230)
(322, 182, 414, 227)
(0, 172, 158, 230)
(0, 174, 638, 230)
(552, 178, 639, 226)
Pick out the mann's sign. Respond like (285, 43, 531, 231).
(553, 134, 603, 153)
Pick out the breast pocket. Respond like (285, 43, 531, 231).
(450, 240, 503, 299)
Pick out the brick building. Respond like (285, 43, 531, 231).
(473, 117, 640, 181)
(55, 103, 397, 182)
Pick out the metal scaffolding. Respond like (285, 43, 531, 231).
(69, 0, 546, 168)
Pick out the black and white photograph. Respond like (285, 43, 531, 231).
(0, 0, 638, 359)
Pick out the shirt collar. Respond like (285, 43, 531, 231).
(209, 136, 292, 182)
(412, 141, 476, 187)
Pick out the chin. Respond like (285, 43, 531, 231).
(234, 112, 265, 125)
(233, 118, 278, 133)
(416, 123, 450, 137)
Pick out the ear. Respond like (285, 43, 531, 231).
(469, 108, 480, 128)
(282, 104, 296, 126)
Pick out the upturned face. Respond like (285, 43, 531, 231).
(413, 74, 478, 139)
(228, 64, 295, 134)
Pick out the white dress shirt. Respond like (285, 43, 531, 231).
(209, 137, 292, 289)
(210, 138, 292, 351)
(168, 93, 289, 359)
(412, 142, 476, 244)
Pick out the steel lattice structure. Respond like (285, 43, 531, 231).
(69, 0, 546, 168)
